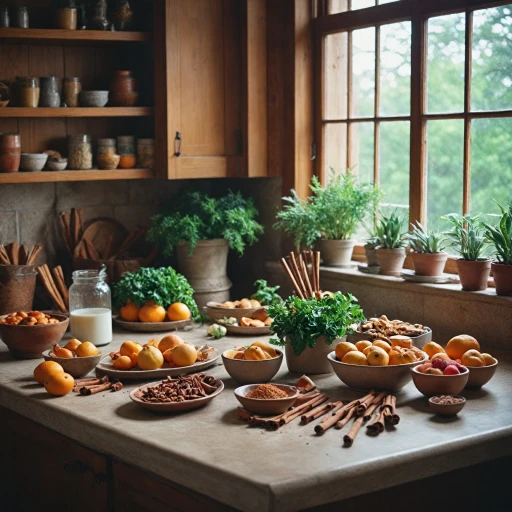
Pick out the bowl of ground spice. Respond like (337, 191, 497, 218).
(429, 395, 466, 416)
(234, 383, 299, 415)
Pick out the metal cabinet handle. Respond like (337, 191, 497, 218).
(174, 131, 181, 157)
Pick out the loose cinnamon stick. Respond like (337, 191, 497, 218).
(279, 257, 304, 299)
(293, 390, 321, 407)
(52, 266, 69, 311)
(0, 245, 10, 264)
(27, 245, 42, 265)
(236, 408, 253, 421)
(301, 401, 333, 424)
(315, 401, 358, 434)
(19, 244, 28, 265)
(363, 392, 387, 421)
(267, 394, 328, 430)
(80, 382, 112, 395)
(367, 409, 386, 435)
(344, 414, 365, 447)
(335, 404, 357, 429)
(289, 252, 307, 297)
(8, 243, 19, 265)
(356, 390, 377, 416)
(315, 251, 321, 294)
(74, 376, 108, 386)
(111, 381, 123, 392)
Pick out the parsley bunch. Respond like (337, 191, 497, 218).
(251, 279, 282, 306)
(113, 267, 199, 320)
(268, 292, 365, 356)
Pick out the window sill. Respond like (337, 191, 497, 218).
(265, 261, 512, 351)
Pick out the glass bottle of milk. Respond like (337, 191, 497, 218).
(69, 266, 112, 347)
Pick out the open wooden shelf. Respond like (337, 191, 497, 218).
(0, 107, 154, 118)
(0, 168, 155, 183)
(0, 28, 152, 45)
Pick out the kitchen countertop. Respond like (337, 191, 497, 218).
(1, 326, 511, 512)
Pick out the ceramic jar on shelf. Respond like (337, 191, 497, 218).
(109, 70, 138, 107)
(39, 77, 61, 107)
(0, 134, 22, 173)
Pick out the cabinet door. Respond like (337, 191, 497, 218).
(156, 0, 244, 179)
(1, 407, 109, 512)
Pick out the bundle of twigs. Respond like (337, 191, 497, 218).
(0, 243, 43, 266)
(36, 264, 69, 313)
(279, 250, 321, 299)
(59, 208, 83, 255)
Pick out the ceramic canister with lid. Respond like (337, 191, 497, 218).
(0, 133, 22, 173)
(109, 70, 138, 107)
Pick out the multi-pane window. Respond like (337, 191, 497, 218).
(315, 0, 512, 233)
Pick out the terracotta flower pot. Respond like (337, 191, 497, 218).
(364, 243, 379, 267)
(285, 335, 344, 374)
(317, 239, 355, 266)
(176, 239, 232, 308)
(456, 259, 491, 291)
(411, 252, 448, 277)
(491, 262, 512, 296)
(376, 248, 406, 276)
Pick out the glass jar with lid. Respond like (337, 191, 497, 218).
(68, 134, 93, 170)
(13, 6, 29, 28)
(111, 0, 134, 31)
(39, 77, 61, 107)
(56, 0, 77, 30)
(90, 0, 109, 30)
(69, 266, 112, 347)
(63, 77, 81, 107)
(117, 135, 136, 168)
(137, 138, 154, 168)
(0, 7, 9, 28)
(17, 77, 40, 108)
(97, 138, 120, 170)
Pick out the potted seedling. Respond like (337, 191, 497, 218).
(482, 201, 512, 296)
(442, 213, 490, 291)
(364, 233, 381, 268)
(407, 222, 448, 277)
(148, 190, 263, 307)
(375, 210, 408, 275)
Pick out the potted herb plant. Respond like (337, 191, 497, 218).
(407, 222, 448, 276)
(442, 213, 490, 291)
(364, 233, 381, 268)
(268, 292, 365, 374)
(148, 190, 264, 307)
(482, 201, 512, 296)
(375, 210, 408, 275)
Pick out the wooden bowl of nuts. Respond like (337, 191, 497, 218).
(0, 311, 69, 359)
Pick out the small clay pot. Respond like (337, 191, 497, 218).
(376, 248, 406, 276)
(411, 252, 448, 277)
(491, 262, 512, 296)
(456, 259, 491, 291)
(109, 70, 138, 107)
(0, 133, 21, 173)
(317, 239, 355, 266)
(285, 335, 342, 374)
(364, 243, 379, 267)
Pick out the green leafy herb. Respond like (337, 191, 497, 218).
(441, 213, 488, 261)
(251, 279, 282, 306)
(268, 292, 365, 356)
(147, 190, 264, 256)
(482, 201, 512, 265)
(114, 267, 199, 319)
(407, 221, 447, 253)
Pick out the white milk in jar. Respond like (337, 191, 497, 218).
(70, 308, 112, 346)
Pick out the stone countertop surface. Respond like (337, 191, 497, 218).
(1, 327, 512, 512)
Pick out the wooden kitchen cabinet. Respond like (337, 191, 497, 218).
(155, 0, 267, 179)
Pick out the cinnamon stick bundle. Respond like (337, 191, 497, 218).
(37, 264, 68, 313)
(0, 243, 42, 265)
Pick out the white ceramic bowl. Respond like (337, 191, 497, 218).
(328, 351, 427, 392)
(79, 90, 109, 107)
(46, 158, 68, 171)
(20, 153, 48, 172)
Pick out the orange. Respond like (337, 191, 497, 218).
(388, 348, 417, 365)
(422, 342, 445, 359)
(53, 344, 74, 358)
(144, 338, 161, 348)
(445, 335, 480, 360)
(363, 345, 380, 357)
(139, 302, 167, 323)
(431, 352, 452, 363)
(158, 334, 184, 353)
(34, 361, 64, 385)
(171, 344, 198, 367)
(65, 338, 82, 352)
(481, 353, 496, 366)
(372, 340, 391, 353)
(367, 346, 389, 366)
(250, 341, 277, 358)
(163, 348, 174, 364)
(75, 341, 100, 357)
(120, 301, 140, 322)
(355, 340, 372, 352)
(224, 349, 239, 359)
(461, 349, 485, 367)
(335, 341, 358, 361)
(113, 355, 134, 370)
(137, 346, 164, 370)
(44, 372, 75, 396)
(342, 351, 368, 365)
(120, 340, 143, 358)
(167, 302, 191, 321)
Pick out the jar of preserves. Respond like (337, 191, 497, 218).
(63, 77, 81, 107)
(111, 0, 134, 31)
(0, 133, 21, 173)
(137, 138, 154, 168)
(97, 138, 120, 170)
(69, 266, 112, 347)
(109, 70, 138, 106)
(56, 0, 78, 30)
(0, 7, 9, 28)
(17, 77, 40, 108)
(90, 0, 109, 30)
(39, 77, 61, 107)
(13, 6, 29, 28)
(68, 134, 93, 170)
(117, 135, 136, 168)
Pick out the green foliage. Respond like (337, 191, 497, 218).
(441, 213, 488, 261)
(268, 292, 365, 356)
(482, 201, 512, 265)
(250, 279, 282, 306)
(113, 266, 199, 319)
(147, 190, 263, 256)
(407, 221, 447, 253)
(309, 171, 383, 240)
(273, 189, 319, 251)
(374, 210, 408, 249)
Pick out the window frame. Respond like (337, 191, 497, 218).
(313, 0, 512, 271)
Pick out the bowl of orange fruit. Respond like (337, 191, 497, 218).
(114, 301, 194, 332)
(327, 336, 427, 392)
(0, 311, 69, 359)
(96, 334, 219, 380)
(42, 338, 101, 378)
(420, 335, 498, 390)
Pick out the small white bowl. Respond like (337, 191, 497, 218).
(20, 153, 48, 172)
(79, 90, 109, 107)
(46, 158, 68, 171)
